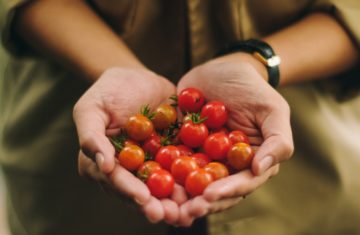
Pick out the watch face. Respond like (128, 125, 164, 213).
(268, 55, 281, 67)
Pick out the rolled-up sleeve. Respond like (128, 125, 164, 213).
(312, 0, 360, 48)
(0, 0, 31, 56)
(309, 0, 360, 100)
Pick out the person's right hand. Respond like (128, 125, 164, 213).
(73, 67, 184, 224)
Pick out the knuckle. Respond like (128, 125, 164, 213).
(279, 136, 294, 160)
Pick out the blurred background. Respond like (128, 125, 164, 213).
(0, 41, 11, 235)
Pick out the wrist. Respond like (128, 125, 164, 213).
(218, 52, 269, 81)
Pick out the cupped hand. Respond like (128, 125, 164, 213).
(176, 53, 294, 226)
(73, 67, 182, 224)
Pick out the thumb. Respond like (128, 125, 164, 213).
(252, 106, 294, 176)
(73, 100, 115, 174)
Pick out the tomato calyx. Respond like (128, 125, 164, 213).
(187, 113, 207, 125)
(140, 105, 156, 120)
(169, 94, 178, 108)
(109, 130, 128, 152)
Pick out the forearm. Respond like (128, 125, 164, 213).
(226, 13, 359, 86)
(265, 12, 359, 86)
(14, 0, 143, 81)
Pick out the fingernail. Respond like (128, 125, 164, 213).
(258, 156, 273, 175)
(148, 217, 159, 224)
(134, 197, 146, 206)
(96, 153, 104, 170)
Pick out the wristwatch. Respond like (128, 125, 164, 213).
(216, 39, 281, 88)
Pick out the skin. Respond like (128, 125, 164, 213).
(15, 0, 359, 227)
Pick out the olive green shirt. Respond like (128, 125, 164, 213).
(1, 0, 360, 235)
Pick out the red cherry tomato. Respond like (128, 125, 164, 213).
(228, 130, 250, 145)
(204, 162, 229, 181)
(118, 145, 145, 171)
(171, 156, 199, 185)
(179, 121, 209, 148)
(125, 114, 154, 141)
(155, 145, 181, 170)
(185, 169, 213, 197)
(142, 133, 161, 157)
(211, 127, 229, 135)
(203, 132, 232, 160)
(191, 153, 210, 168)
(177, 145, 194, 156)
(178, 88, 206, 113)
(227, 143, 254, 170)
(147, 169, 174, 199)
(152, 104, 177, 130)
(137, 161, 162, 182)
(200, 101, 228, 129)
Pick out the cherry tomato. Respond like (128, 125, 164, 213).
(171, 156, 199, 185)
(155, 145, 181, 170)
(177, 145, 194, 156)
(118, 145, 145, 171)
(191, 153, 210, 168)
(200, 101, 228, 129)
(152, 104, 177, 130)
(137, 161, 162, 182)
(178, 88, 206, 113)
(203, 132, 231, 160)
(211, 127, 229, 134)
(228, 130, 250, 145)
(185, 168, 213, 197)
(125, 114, 154, 141)
(227, 143, 254, 170)
(142, 133, 161, 157)
(179, 121, 209, 148)
(204, 162, 229, 181)
(124, 139, 139, 147)
(147, 169, 174, 199)
(182, 113, 192, 123)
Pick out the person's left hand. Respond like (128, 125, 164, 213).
(176, 52, 294, 226)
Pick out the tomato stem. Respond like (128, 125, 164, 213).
(141, 105, 156, 120)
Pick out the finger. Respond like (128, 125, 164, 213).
(187, 196, 210, 218)
(253, 107, 294, 175)
(78, 150, 110, 184)
(203, 165, 279, 202)
(109, 165, 151, 205)
(171, 184, 188, 205)
(141, 196, 165, 223)
(73, 101, 115, 173)
(208, 196, 243, 213)
(178, 201, 195, 227)
(161, 199, 180, 224)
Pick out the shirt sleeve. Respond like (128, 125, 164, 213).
(0, 0, 32, 57)
(309, 0, 360, 101)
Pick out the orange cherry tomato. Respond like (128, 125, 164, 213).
(204, 162, 229, 181)
(118, 145, 145, 171)
(125, 114, 154, 141)
(152, 104, 177, 130)
(227, 143, 254, 170)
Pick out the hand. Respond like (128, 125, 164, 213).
(73, 67, 182, 224)
(176, 53, 294, 226)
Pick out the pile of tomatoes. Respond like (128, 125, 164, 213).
(111, 88, 254, 199)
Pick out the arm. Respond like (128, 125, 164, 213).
(232, 13, 359, 85)
(14, 0, 180, 224)
(14, 0, 143, 80)
(177, 12, 359, 226)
